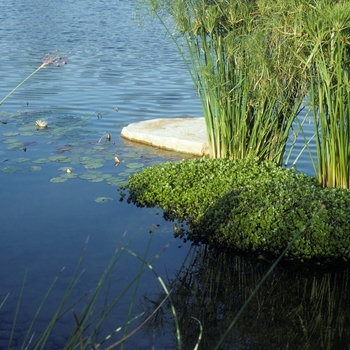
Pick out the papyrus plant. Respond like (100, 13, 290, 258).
(301, 1, 350, 188)
(143, 0, 307, 163)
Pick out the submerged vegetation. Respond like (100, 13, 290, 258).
(123, 157, 350, 260)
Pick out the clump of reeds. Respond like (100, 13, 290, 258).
(300, 1, 350, 188)
(0, 51, 68, 106)
(141, 0, 308, 164)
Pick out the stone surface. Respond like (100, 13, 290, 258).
(121, 117, 209, 156)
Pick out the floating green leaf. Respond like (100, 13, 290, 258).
(7, 142, 24, 150)
(49, 155, 70, 162)
(50, 177, 67, 183)
(2, 132, 19, 136)
(1, 166, 21, 173)
(32, 158, 51, 164)
(25, 166, 42, 172)
(12, 157, 31, 163)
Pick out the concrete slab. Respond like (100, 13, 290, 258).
(121, 117, 209, 156)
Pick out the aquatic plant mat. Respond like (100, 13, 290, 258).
(122, 157, 350, 261)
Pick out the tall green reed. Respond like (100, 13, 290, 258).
(140, 0, 307, 163)
(300, 1, 350, 188)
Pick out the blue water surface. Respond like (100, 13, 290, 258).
(0, 0, 202, 348)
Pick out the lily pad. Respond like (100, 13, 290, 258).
(2, 132, 20, 136)
(12, 157, 31, 163)
(126, 162, 145, 169)
(1, 166, 21, 173)
(107, 177, 126, 186)
(50, 177, 68, 183)
(95, 197, 113, 203)
(24, 166, 42, 172)
(32, 158, 51, 164)
(89, 177, 104, 182)
(7, 142, 25, 150)
(60, 173, 78, 179)
(2, 138, 21, 144)
(49, 155, 70, 162)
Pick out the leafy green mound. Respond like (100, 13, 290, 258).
(122, 158, 350, 260)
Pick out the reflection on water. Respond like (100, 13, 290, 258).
(142, 246, 350, 349)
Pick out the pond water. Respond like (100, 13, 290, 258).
(0, 1, 349, 349)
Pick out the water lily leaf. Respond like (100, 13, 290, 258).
(2, 138, 21, 144)
(117, 171, 130, 177)
(2, 132, 19, 136)
(1, 166, 21, 173)
(25, 166, 42, 172)
(107, 177, 126, 186)
(49, 155, 70, 162)
(126, 162, 144, 169)
(84, 163, 104, 169)
(12, 157, 31, 163)
(20, 132, 34, 136)
(89, 177, 104, 182)
(93, 145, 107, 151)
(7, 142, 24, 150)
(60, 173, 78, 179)
(32, 158, 50, 164)
(69, 141, 86, 147)
(95, 197, 113, 203)
(50, 177, 67, 183)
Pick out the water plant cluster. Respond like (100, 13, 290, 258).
(122, 157, 350, 261)
(141, 0, 350, 189)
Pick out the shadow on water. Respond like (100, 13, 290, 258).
(141, 245, 350, 349)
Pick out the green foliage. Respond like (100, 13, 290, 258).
(139, 0, 307, 163)
(301, 1, 350, 188)
(123, 158, 350, 260)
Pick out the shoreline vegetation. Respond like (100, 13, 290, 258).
(138, 0, 350, 188)
(128, 0, 350, 260)
(122, 157, 350, 262)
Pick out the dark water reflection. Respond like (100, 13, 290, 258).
(143, 247, 350, 350)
